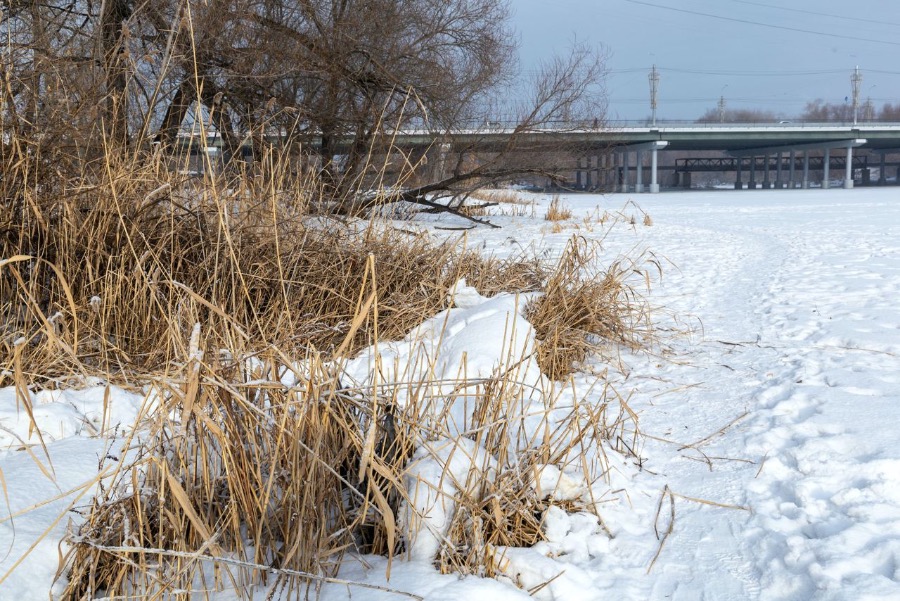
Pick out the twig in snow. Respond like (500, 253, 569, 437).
(647, 485, 675, 574)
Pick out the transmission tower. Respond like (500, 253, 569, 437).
(649, 65, 659, 126)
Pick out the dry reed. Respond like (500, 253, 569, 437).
(527, 237, 658, 379)
(544, 196, 573, 221)
(2, 128, 653, 598)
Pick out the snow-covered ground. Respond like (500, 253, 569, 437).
(3, 187, 900, 599)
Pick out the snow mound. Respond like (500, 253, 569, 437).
(342, 281, 546, 438)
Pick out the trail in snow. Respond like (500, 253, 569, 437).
(591, 190, 900, 600)
(450, 189, 900, 599)
(736, 199, 900, 601)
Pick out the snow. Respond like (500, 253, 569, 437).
(401, 437, 498, 561)
(3, 187, 900, 599)
(341, 280, 546, 441)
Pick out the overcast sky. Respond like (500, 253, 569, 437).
(512, 0, 900, 122)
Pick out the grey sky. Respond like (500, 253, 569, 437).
(512, 0, 900, 122)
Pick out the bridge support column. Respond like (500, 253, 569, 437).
(844, 144, 854, 189)
(682, 171, 692, 189)
(650, 146, 660, 193)
(621, 151, 630, 193)
(605, 154, 612, 188)
(615, 152, 623, 191)
(803, 151, 810, 189)
(789, 150, 796, 188)
(429, 142, 452, 182)
(608, 154, 616, 188)
(575, 158, 583, 189)
(880, 153, 887, 185)
(823, 149, 831, 189)
(735, 158, 743, 189)
(763, 155, 772, 189)
(776, 152, 784, 188)
(749, 157, 757, 189)
(636, 151, 644, 193)
(586, 156, 593, 190)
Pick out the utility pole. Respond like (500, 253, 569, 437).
(649, 65, 659, 127)
(718, 95, 726, 123)
(851, 66, 862, 125)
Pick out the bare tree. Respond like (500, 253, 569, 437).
(2, 0, 608, 211)
(800, 99, 852, 122)
(696, 107, 778, 123)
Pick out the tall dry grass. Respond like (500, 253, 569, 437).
(2, 129, 654, 597)
(0, 148, 545, 385)
(544, 195, 573, 221)
(528, 237, 658, 379)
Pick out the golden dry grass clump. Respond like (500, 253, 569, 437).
(58, 343, 634, 598)
(0, 154, 544, 386)
(527, 237, 657, 379)
(544, 195, 573, 221)
(2, 143, 653, 598)
(60, 348, 392, 599)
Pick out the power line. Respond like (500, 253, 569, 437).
(656, 67, 845, 77)
(624, 0, 900, 47)
(609, 68, 842, 76)
(529, 67, 900, 77)
(609, 97, 859, 104)
(728, 0, 900, 28)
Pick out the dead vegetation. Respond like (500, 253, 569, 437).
(1, 147, 655, 598)
(544, 195, 573, 221)
(0, 154, 544, 384)
(55, 333, 640, 598)
(528, 237, 657, 379)
(1, 133, 653, 601)
(0, 1, 651, 596)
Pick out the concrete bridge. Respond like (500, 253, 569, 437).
(185, 122, 900, 192)
(412, 122, 900, 192)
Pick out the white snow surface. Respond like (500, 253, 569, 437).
(2, 187, 900, 599)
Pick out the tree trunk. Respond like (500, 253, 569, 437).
(100, 0, 134, 145)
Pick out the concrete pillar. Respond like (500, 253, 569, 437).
(880, 153, 887, 185)
(775, 152, 784, 190)
(749, 156, 757, 189)
(844, 145, 854, 189)
(434, 143, 452, 181)
(586, 156, 593, 190)
(735, 157, 743, 189)
(803, 151, 810, 189)
(636, 150, 644, 193)
(763, 154, 772, 189)
(682, 171, 692, 189)
(621, 152, 629, 193)
(789, 150, 796, 188)
(616, 152, 623, 190)
(650, 146, 660, 193)
(576, 157, 583, 189)
(823, 149, 831, 189)
(612, 154, 619, 188)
